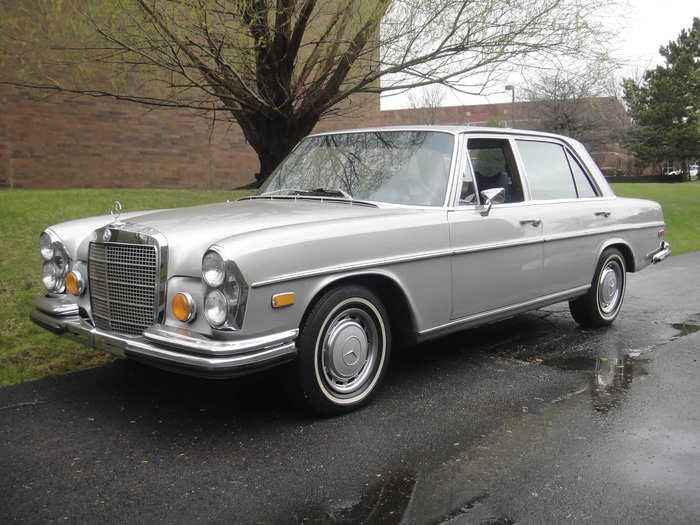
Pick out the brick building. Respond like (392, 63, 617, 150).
(0, 85, 381, 190)
(0, 0, 383, 190)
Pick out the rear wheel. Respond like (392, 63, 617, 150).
(296, 285, 391, 416)
(569, 248, 627, 328)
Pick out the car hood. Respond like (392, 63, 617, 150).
(122, 198, 400, 276)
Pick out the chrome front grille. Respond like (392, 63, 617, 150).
(88, 242, 159, 336)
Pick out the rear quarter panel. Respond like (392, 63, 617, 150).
(603, 197, 666, 272)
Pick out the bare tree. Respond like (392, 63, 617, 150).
(520, 62, 628, 153)
(0, 0, 616, 183)
(407, 85, 446, 124)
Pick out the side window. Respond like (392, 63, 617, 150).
(516, 140, 577, 200)
(566, 151, 598, 198)
(463, 138, 524, 204)
(459, 166, 477, 204)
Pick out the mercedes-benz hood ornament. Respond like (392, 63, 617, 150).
(110, 200, 123, 223)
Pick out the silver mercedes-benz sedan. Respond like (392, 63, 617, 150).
(31, 126, 671, 415)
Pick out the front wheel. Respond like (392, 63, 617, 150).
(569, 248, 627, 328)
(296, 285, 391, 416)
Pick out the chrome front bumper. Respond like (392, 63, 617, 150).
(30, 297, 298, 378)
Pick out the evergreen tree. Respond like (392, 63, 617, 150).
(623, 18, 699, 174)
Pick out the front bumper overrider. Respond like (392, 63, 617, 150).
(650, 240, 671, 264)
(30, 296, 298, 378)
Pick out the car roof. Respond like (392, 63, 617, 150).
(308, 125, 575, 143)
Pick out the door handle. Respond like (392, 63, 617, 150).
(595, 211, 611, 218)
(520, 219, 541, 227)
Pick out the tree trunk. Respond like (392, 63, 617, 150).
(236, 112, 319, 186)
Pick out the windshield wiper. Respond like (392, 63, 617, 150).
(248, 187, 377, 207)
(258, 188, 304, 197)
(301, 187, 353, 199)
(259, 187, 352, 199)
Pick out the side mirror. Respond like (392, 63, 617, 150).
(479, 187, 505, 216)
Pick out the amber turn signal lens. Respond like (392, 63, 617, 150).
(66, 271, 83, 296)
(172, 292, 195, 322)
(272, 292, 295, 308)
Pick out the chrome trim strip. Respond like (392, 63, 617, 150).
(526, 196, 615, 205)
(420, 285, 591, 335)
(443, 133, 463, 207)
(564, 146, 602, 196)
(242, 195, 379, 208)
(508, 136, 533, 201)
(143, 325, 299, 356)
(34, 295, 79, 317)
(446, 195, 617, 211)
(451, 236, 542, 256)
(543, 221, 665, 243)
(251, 248, 453, 288)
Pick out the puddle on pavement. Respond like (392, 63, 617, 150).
(312, 470, 415, 524)
(542, 354, 649, 413)
(670, 313, 700, 340)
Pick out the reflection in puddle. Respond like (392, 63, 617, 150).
(543, 354, 648, 413)
(541, 313, 699, 413)
(590, 356, 648, 413)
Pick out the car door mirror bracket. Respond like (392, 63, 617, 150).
(479, 187, 505, 216)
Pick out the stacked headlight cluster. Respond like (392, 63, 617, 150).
(39, 231, 71, 294)
(201, 250, 246, 329)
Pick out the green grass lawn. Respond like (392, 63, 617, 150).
(0, 183, 697, 388)
(610, 182, 700, 256)
(0, 189, 248, 387)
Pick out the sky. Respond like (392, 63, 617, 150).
(380, 0, 698, 110)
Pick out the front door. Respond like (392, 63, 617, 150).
(449, 137, 544, 320)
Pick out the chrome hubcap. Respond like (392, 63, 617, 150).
(321, 307, 378, 395)
(598, 260, 622, 314)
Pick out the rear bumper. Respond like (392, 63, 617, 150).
(30, 297, 298, 378)
(650, 241, 672, 264)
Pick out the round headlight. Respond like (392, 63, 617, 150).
(204, 289, 228, 327)
(42, 262, 63, 293)
(40, 232, 55, 261)
(202, 251, 225, 288)
(54, 250, 69, 274)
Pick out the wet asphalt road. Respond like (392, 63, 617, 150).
(1, 252, 699, 525)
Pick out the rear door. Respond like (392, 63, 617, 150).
(513, 138, 610, 295)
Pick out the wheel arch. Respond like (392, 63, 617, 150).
(301, 271, 419, 349)
(596, 238, 635, 273)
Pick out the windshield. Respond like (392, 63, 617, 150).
(260, 131, 455, 206)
